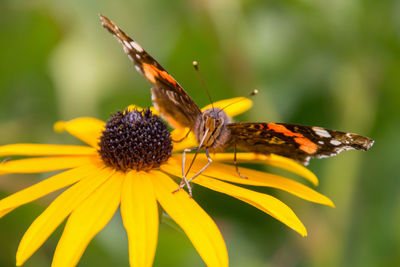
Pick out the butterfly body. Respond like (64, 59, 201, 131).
(100, 15, 374, 194)
(194, 108, 232, 152)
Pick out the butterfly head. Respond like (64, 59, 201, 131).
(194, 108, 231, 150)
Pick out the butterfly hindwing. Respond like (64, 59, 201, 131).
(100, 15, 201, 128)
(228, 122, 374, 165)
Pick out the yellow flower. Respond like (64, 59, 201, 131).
(0, 97, 333, 267)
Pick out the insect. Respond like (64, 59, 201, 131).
(100, 15, 374, 196)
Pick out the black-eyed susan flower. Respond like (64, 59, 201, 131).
(0, 97, 333, 267)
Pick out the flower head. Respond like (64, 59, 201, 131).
(98, 108, 172, 171)
(0, 97, 333, 267)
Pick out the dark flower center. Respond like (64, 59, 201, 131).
(98, 108, 172, 171)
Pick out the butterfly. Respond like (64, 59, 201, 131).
(100, 15, 374, 196)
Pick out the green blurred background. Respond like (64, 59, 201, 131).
(0, 0, 399, 266)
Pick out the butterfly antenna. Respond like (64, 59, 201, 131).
(218, 89, 258, 114)
(193, 61, 214, 110)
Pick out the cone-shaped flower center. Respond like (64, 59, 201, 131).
(98, 109, 172, 171)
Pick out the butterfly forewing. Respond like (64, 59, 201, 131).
(100, 15, 201, 128)
(228, 122, 374, 165)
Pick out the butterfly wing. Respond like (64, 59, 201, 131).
(228, 122, 374, 165)
(100, 15, 201, 129)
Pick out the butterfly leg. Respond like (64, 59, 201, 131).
(175, 147, 213, 197)
(186, 147, 212, 184)
(234, 144, 247, 179)
(173, 129, 210, 197)
(176, 146, 197, 195)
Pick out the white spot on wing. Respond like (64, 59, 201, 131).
(318, 141, 324, 145)
(330, 140, 341, 146)
(303, 156, 311, 166)
(335, 146, 353, 153)
(135, 65, 142, 74)
(130, 41, 144, 52)
(122, 45, 130, 54)
(312, 127, 331, 138)
(345, 133, 354, 141)
(123, 40, 132, 49)
(317, 154, 332, 159)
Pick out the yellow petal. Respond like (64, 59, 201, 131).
(0, 156, 97, 173)
(51, 171, 124, 267)
(151, 171, 228, 267)
(161, 156, 333, 207)
(200, 152, 319, 186)
(201, 97, 253, 117)
(126, 105, 158, 115)
(0, 144, 96, 157)
(170, 128, 197, 152)
(54, 117, 105, 148)
(195, 176, 307, 236)
(121, 172, 158, 267)
(0, 161, 103, 218)
(16, 167, 114, 266)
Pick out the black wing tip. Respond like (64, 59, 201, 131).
(342, 133, 374, 152)
(361, 137, 374, 151)
(351, 134, 374, 151)
(99, 14, 107, 24)
(99, 14, 114, 31)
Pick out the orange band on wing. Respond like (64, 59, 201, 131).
(267, 123, 303, 138)
(267, 123, 318, 154)
(142, 63, 157, 83)
(142, 63, 178, 87)
(294, 137, 318, 154)
(159, 69, 177, 86)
